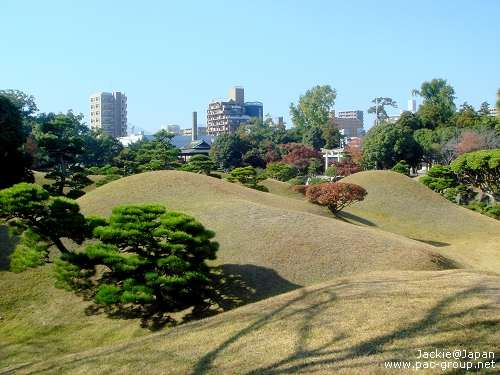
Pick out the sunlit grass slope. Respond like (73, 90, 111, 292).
(342, 170, 500, 273)
(11, 269, 500, 375)
(76, 171, 454, 287)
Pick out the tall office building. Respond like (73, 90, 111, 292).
(206, 87, 263, 136)
(90, 92, 127, 137)
(330, 110, 365, 137)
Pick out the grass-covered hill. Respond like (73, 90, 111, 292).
(342, 171, 500, 274)
(75, 171, 455, 288)
(2, 170, 500, 374)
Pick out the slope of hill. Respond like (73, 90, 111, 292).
(2, 170, 499, 374)
(8, 269, 500, 375)
(75, 171, 455, 288)
(342, 171, 500, 273)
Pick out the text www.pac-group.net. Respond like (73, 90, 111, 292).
(384, 349, 497, 371)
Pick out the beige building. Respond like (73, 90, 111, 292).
(329, 110, 365, 137)
(90, 92, 127, 137)
(206, 87, 250, 136)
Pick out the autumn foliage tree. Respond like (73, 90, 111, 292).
(280, 143, 323, 174)
(293, 182, 367, 214)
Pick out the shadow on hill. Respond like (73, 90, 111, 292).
(192, 277, 500, 375)
(0, 225, 18, 271)
(82, 264, 301, 332)
(412, 238, 451, 247)
(337, 211, 377, 227)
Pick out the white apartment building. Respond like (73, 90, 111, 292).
(330, 110, 365, 137)
(90, 92, 127, 137)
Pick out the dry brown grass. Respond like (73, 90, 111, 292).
(75, 171, 456, 287)
(342, 170, 500, 273)
(7, 269, 500, 375)
(2, 170, 500, 374)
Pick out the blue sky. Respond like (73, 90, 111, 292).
(2, 0, 499, 133)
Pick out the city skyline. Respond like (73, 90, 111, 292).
(1, 1, 499, 133)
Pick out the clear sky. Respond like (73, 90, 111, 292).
(2, 0, 499, 133)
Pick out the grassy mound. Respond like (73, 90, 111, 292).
(75, 171, 455, 288)
(8, 269, 500, 375)
(342, 171, 500, 273)
(2, 169, 499, 374)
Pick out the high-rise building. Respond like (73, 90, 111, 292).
(330, 110, 365, 137)
(206, 87, 263, 136)
(90, 92, 127, 137)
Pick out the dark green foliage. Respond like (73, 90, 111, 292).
(308, 177, 327, 185)
(367, 97, 398, 124)
(9, 229, 50, 273)
(79, 130, 124, 168)
(0, 95, 34, 189)
(209, 133, 249, 171)
(362, 122, 423, 169)
(396, 111, 422, 133)
(412, 78, 456, 130)
(0, 183, 91, 270)
(135, 130, 179, 171)
(55, 204, 219, 312)
(94, 174, 122, 187)
(450, 149, 500, 202)
(288, 177, 306, 186)
(37, 114, 91, 196)
(420, 164, 468, 203)
(226, 166, 268, 192)
(466, 202, 500, 220)
(420, 164, 459, 193)
(266, 162, 299, 182)
(187, 154, 218, 176)
(391, 160, 411, 176)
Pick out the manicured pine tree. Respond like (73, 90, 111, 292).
(55, 203, 219, 312)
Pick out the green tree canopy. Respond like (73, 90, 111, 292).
(450, 149, 500, 202)
(0, 183, 93, 271)
(135, 129, 179, 171)
(0, 95, 34, 189)
(54, 204, 219, 313)
(367, 97, 398, 124)
(289, 85, 337, 136)
(37, 113, 91, 197)
(412, 78, 456, 130)
(361, 122, 423, 169)
(226, 166, 268, 191)
(209, 133, 249, 171)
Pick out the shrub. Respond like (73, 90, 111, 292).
(288, 177, 306, 186)
(305, 182, 368, 214)
(266, 162, 298, 182)
(292, 184, 308, 195)
(391, 160, 410, 176)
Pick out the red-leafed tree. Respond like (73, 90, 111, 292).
(333, 158, 362, 177)
(344, 138, 365, 168)
(455, 131, 488, 156)
(305, 182, 368, 214)
(280, 143, 322, 173)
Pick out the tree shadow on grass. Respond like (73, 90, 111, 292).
(412, 238, 451, 247)
(82, 264, 301, 331)
(0, 224, 18, 271)
(191, 276, 500, 375)
(337, 211, 377, 227)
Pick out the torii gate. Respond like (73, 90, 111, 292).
(321, 148, 345, 173)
